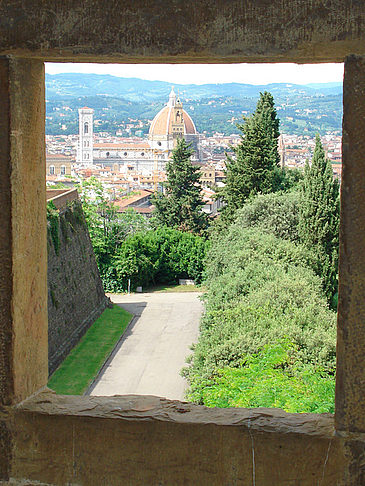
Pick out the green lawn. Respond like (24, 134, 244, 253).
(48, 304, 133, 395)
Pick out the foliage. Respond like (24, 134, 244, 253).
(298, 134, 340, 304)
(78, 177, 150, 288)
(47, 201, 60, 255)
(233, 191, 301, 242)
(109, 226, 208, 292)
(279, 166, 304, 191)
(152, 138, 208, 235)
(183, 209, 337, 412)
(78, 176, 207, 292)
(219, 92, 283, 224)
(186, 341, 335, 413)
(205, 226, 318, 293)
(48, 305, 132, 395)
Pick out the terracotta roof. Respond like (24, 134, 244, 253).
(149, 106, 196, 137)
(114, 190, 153, 209)
(46, 153, 72, 160)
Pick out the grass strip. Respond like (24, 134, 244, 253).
(48, 304, 133, 395)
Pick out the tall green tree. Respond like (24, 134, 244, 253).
(219, 91, 282, 223)
(298, 134, 340, 304)
(152, 138, 208, 235)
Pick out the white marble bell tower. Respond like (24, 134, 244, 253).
(77, 107, 94, 166)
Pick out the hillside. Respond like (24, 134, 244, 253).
(45, 73, 343, 137)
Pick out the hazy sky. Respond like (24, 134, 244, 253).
(45, 63, 344, 85)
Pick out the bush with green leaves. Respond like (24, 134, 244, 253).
(109, 226, 208, 292)
(205, 226, 318, 300)
(183, 219, 337, 412)
(186, 340, 335, 413)
(233, 191, 301, 242)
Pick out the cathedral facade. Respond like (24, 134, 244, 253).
(77, 88, 201, 171)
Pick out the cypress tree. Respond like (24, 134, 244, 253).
(298, 134, 340, 304)
(219, 91, 282, 224)
(152, 138, 208, 235)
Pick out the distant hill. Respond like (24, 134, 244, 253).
(45, 73, 343, 137)
(46, 73, 343, 102)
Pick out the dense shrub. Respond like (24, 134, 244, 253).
(205, 227, 318, 303)
(108, 226, 208, 292)
(186, 341, 335, 413)
(234, 191, 301, 242)
(183, 216, 337, 412)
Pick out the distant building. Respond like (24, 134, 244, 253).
(113, 189, 154, 216)
(46, 153, 73, 179)
(77, 107, 94, 166)
(77, 88, 201, 172)
(148, 87, 200, 158)
(200, 165, 216, 187)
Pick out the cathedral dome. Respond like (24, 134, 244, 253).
(149, 87, 197, 138)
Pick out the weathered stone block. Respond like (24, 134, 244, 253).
(336, 55, 365, 434)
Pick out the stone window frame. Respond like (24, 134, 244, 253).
(2, 57, 360, 485)
(1, 2, 365, 481)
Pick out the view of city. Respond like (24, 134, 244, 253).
(46, 63, 341, 417)
(45, 65, 343, 215)
(3, 2, 365, 483)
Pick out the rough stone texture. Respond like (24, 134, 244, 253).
(336, 55, 365, 435)
(9, 59, 48, 404)
(0, 57, 47, 481)
(0, 54, 13, 486)
(0, 1, 364, 63)
(9, 389, 349, 486)
(0, 2, 364, 484)
(47, 199, 108, 375)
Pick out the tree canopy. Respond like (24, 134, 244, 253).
(219, 91, 283, 223)
(152, 138, 208, 235)
(298, 134, 340, 305)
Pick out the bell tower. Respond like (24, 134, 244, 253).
(77, 106, 94, 166)
(172, 92, 185, 147)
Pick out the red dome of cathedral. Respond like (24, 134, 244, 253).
(149, 87, 197, 137)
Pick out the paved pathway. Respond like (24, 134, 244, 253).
(90, 292, 203, 401)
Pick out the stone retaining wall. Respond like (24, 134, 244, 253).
(47, 198, 108, 374)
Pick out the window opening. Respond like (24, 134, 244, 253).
(45, 62, 343, 415)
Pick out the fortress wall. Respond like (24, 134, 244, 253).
(47, 198, 109, 375)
